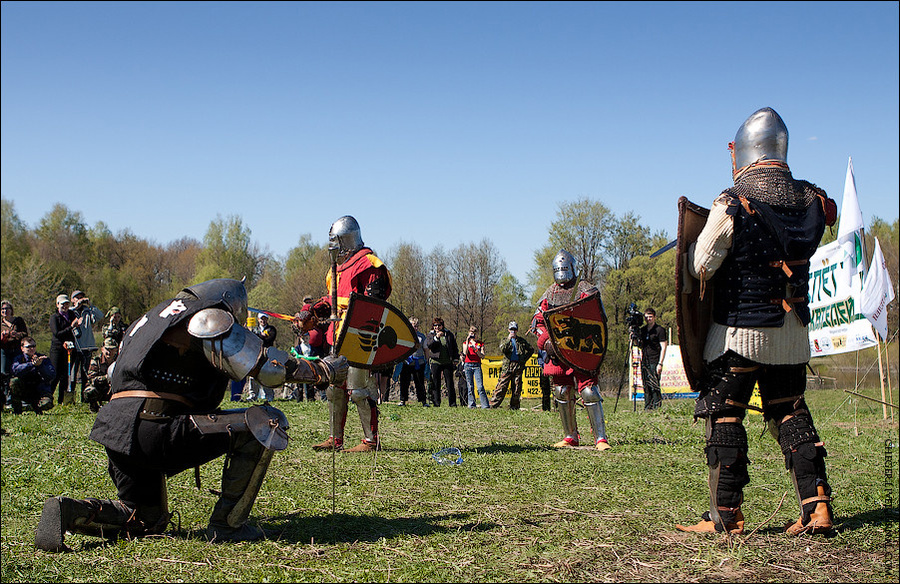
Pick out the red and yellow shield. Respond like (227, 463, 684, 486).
(334, 293, 418, 369)
(543, 291, 608, 376)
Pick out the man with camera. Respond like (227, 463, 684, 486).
(70, 290, 105, 402)
(10, 336, 55, 414)
(631, 307, 667, 411)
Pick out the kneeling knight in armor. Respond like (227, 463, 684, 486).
(35, 278, 348, 552)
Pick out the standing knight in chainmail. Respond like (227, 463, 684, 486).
(298, 216, 392, 453)
(533, 250, 612, 451)
(35, 278, 348, 551)
(676, 108, 837, 535)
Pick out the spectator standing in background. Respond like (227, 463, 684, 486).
(461, 325, 489, 409)
(49, 294, 81, 405)
(636, 308, 668, 410)
(398, 317, 428, 406)
(489, 321, 534, 410)
(427, 317, 459, 407)
(70, 290, 105, 403)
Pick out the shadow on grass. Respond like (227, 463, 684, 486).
(378, 444, 554, 455)
(69, 511, 498, 551)
(261, 511, 498, 544)
(741, 506, 898, 537)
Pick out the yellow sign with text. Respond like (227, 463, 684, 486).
(480, 355, 543, 398)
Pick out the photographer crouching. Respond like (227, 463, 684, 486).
(629, 305, 667, 411)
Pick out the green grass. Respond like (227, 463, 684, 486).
(2, 388, 898, 583)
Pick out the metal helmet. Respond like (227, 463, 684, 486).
(552, 250, 578, 284)
(179, 278, 249, 325)
(731, 107, 788, 176)
(328, 215, 364, 264)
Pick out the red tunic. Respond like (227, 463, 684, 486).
(322, 247, 391, 344)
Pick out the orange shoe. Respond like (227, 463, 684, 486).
(785, 486, 833, 535)
(312, 437, 343, 451)
(676, 508, 745, 534)
(344, 440, 378, 453)
(595, 439, 611, 451)
(553, 437, 579, 448)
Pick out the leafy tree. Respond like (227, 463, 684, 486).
(0, 255, 65, 347)
(384, 241, 429, 322)
(491, 272, 531, 345)
(1, 199, 32, 270)
(195, 215, 265, 286)
(282, 234, 329, 312)
(32, 204, 91, 294)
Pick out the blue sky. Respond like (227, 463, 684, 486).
(2, 1, 898, 289)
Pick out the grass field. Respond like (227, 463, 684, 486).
(2, 386, 897, 583)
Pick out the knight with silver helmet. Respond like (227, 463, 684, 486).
(532, 249, 612, 451)
(298, 215, 392, 453)
(675, 108, 837, 536)
(35, 278, 348, 551)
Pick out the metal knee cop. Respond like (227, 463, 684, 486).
(191, 405, 289, 537)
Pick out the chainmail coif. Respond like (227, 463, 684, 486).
(727, 166, 823, 209)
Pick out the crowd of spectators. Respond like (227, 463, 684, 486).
(3, 291, 631, 414)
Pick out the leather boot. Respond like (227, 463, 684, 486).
(676, 508, 745, 534)
(35, 497, 137, 552)
(344, 440, 377, 453)
(312, 436, 343, 451)
(553, 436, 579, 448)
(785, 485, 833, 535)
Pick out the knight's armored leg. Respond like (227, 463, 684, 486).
(677, 417, 748, 534)
(777, 410, 833, 535)
(345, 367, 379, 452)
(552, 384, 579, 447)
(313, 383, 349, 450)
(206, 431, 269, 542)
(677, 352, 756, 534)
(580, 384, 611, 451)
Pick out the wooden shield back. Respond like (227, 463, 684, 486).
(675, 196, 712, 392)
(543, 291, 608, 376)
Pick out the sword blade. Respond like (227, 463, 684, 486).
(650, 239, 677, 258)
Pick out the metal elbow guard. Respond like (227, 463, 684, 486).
(194, 310, 265, 381)
(254, 347, 292, 387)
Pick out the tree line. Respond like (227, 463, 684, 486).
(2, 197, 897, 384)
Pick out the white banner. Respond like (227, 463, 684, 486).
(808, 239, 878, 356)
(861, 237, 895, 340)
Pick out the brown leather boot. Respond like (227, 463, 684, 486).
(344, 440, 377, 453)
(785, 486, 833, 535)
(312, 437, 342, 451)
(553, 437, 579, 448)
(676, 508, 745, 534)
